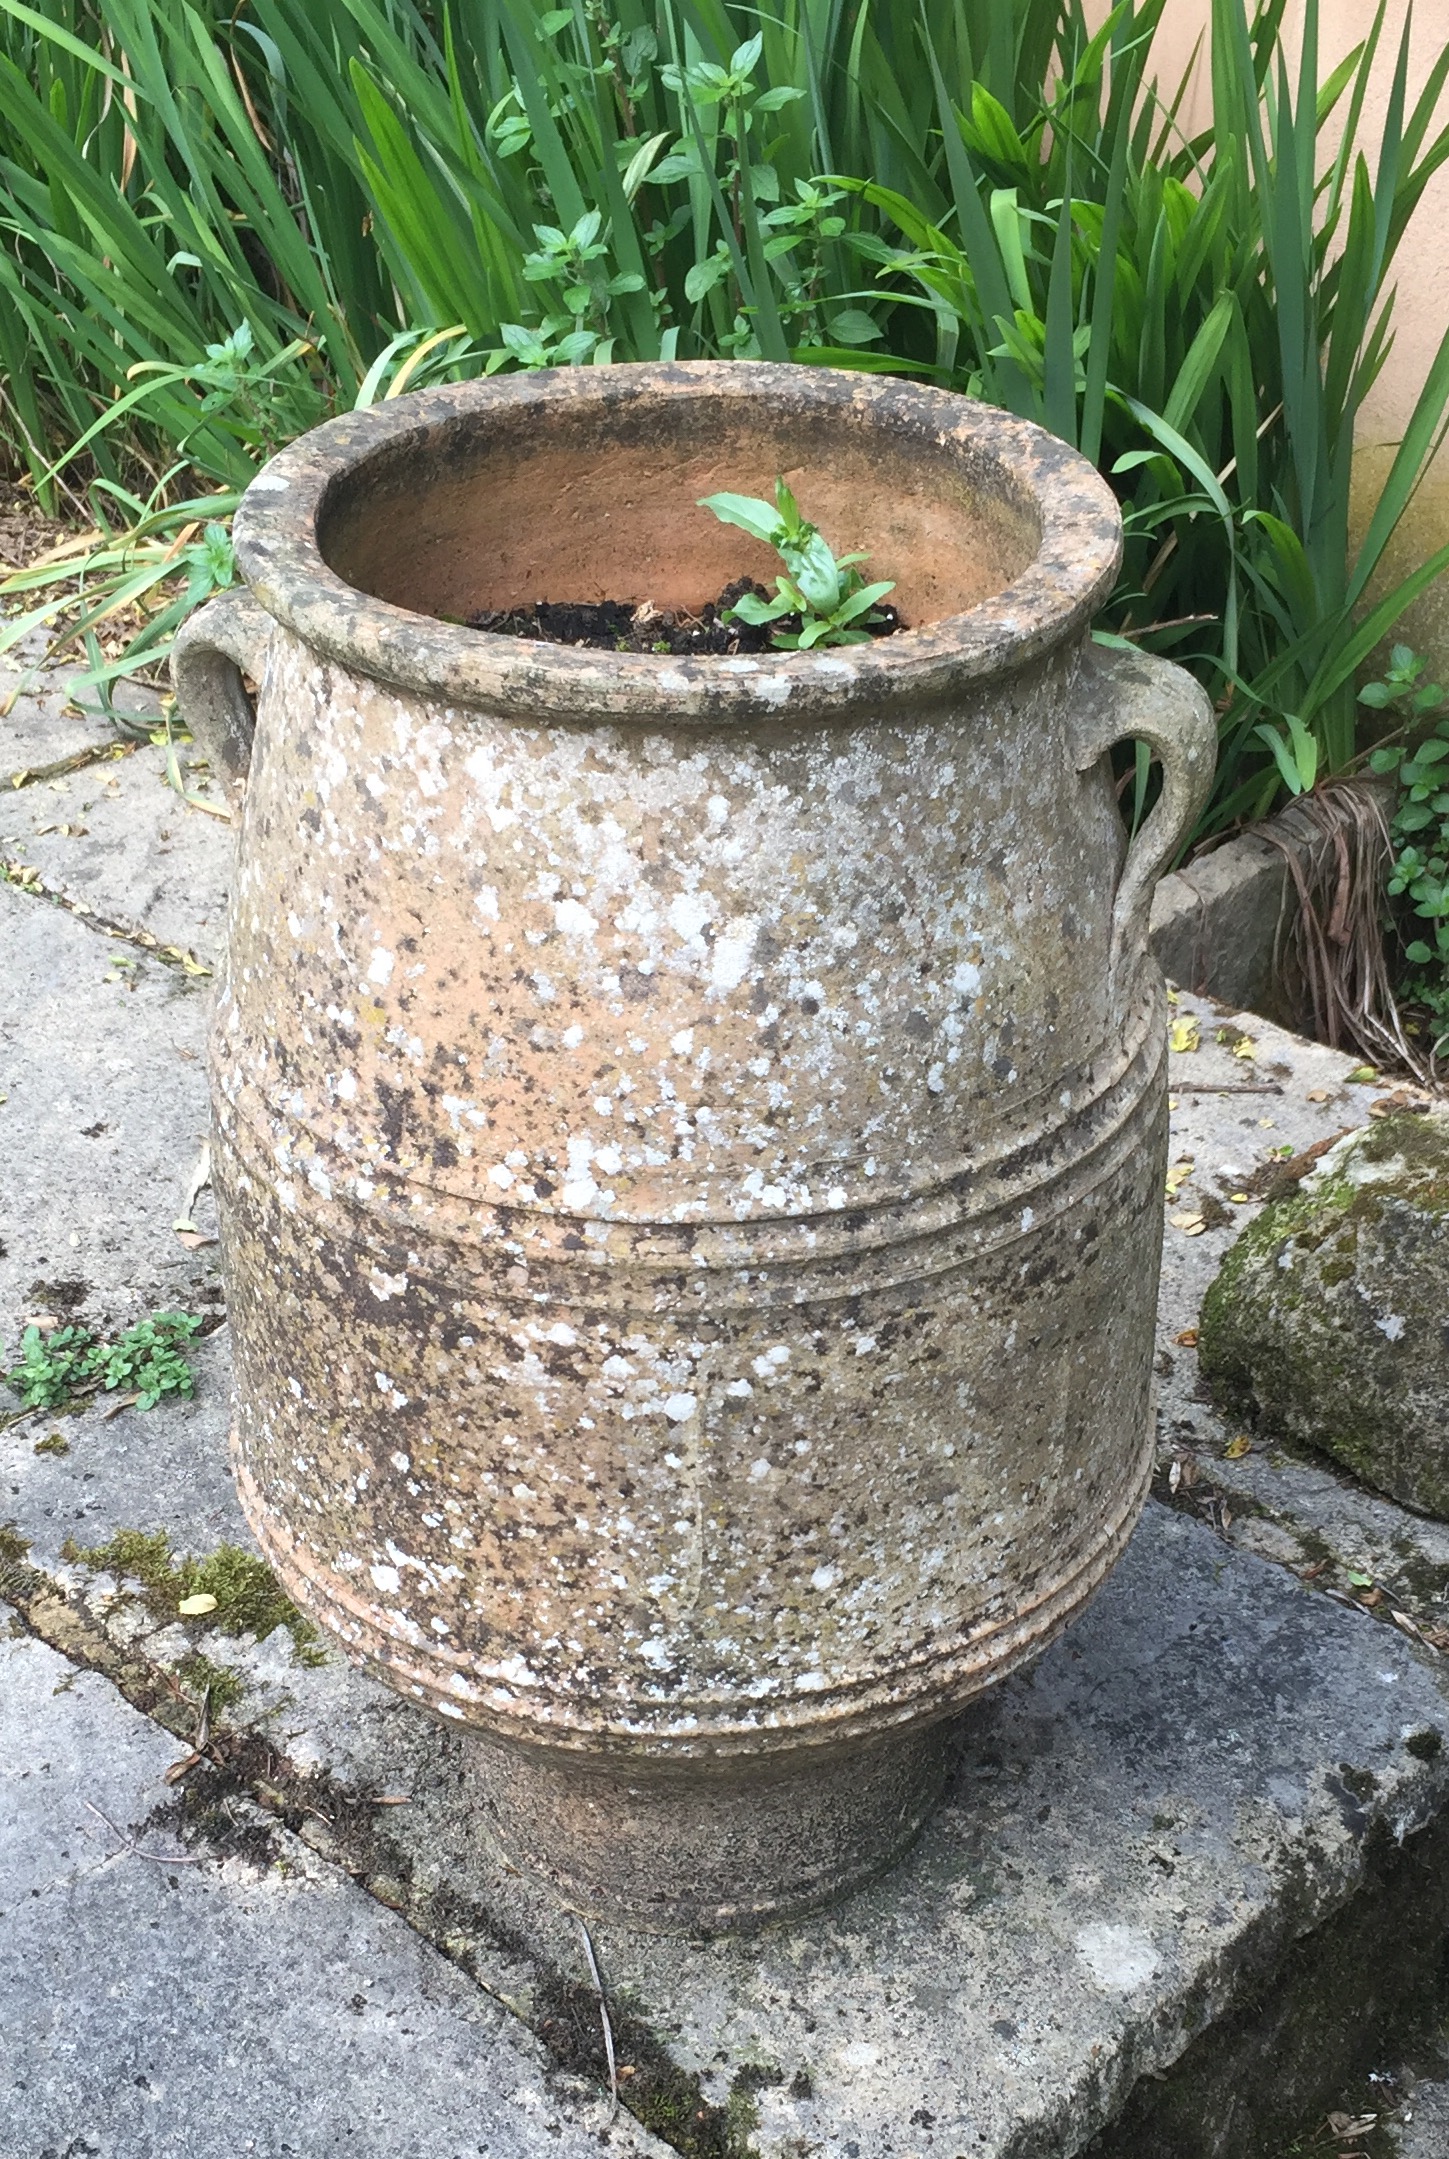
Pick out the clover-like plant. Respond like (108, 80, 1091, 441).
(698, 478, 895, 649)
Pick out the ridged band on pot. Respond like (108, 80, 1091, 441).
(173, 363, 1214, 1926)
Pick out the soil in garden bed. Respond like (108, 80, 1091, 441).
(464, 577, 906, 655)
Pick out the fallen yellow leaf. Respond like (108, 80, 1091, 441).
(1169, 1016, 1201, 1055)
(1169, 1210, 1207, 1235)
(1164, 1159, 1195, 1197)
(1231, 1035, 1257, 1062)
(178, 1592, 218, 1617)
(1224, 1435, 1252, 1460)
(1346, 1066, 1378, 1084)
(1230, 1192, 1250, 1204)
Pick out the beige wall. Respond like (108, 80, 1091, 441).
(1098, 0, 1449, 672)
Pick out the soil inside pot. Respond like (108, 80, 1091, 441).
(464, 577, 906, 656)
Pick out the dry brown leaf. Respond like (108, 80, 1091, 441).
(1175, 1327, 1199, 1347)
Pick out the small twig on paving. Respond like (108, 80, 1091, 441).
(6, 740, 136, 789)
(1173, 1082, 1284, 1095)
(574, 1912, 619, 2123)
(83, 1796, 207, 1865)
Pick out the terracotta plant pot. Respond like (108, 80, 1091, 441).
(173, 362, 1213, 1932)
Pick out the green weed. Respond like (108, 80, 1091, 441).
(1, 1311, 202, 1413)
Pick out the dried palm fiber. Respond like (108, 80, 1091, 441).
(1254, 776, 1434, 1085)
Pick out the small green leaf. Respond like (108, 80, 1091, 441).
(698, 490, 781, 544)
(825, 308, 883, 346)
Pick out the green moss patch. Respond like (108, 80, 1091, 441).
(1199, 1114, 1449, 1516)
(63, 1526, 324, 1666)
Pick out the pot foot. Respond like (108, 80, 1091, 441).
(466, 1720, 956, 1935)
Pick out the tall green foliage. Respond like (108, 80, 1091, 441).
(842, 0, 1449, 833)
(3, 0, 1449, 845)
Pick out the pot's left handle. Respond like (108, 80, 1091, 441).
(170, 587, 272, 807)
(1075, 645, 1217, 998)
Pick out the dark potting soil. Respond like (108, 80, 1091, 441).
(465, 577, 905, 656)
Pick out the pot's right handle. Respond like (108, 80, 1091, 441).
(1075, 645, 1217, 998)
(170, 587, 272, 807)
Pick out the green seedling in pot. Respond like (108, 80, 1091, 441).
(698, 477, 895, 649)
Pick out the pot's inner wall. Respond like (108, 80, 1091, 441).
(317, 390, 1041, 631)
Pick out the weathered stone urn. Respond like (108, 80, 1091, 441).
(172, 362, 1213, 1931)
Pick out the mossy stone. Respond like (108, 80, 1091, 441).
(1199, 1113, 1449, 1517)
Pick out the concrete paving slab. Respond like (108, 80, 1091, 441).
(0, 1619, 670, 2159)
(2, 672, 112, 774)
(1, 684, 231, 964)
(1, 1612, 184, 1909)
(0, 879, 220, 1347)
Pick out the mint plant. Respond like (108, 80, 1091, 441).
(698, 478, 896, 649)
(1363, 646, 1449, 1041)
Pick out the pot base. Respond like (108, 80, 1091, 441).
(466, 1721, 956, 1935)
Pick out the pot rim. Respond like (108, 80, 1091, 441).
(234, 361, 1123, 724)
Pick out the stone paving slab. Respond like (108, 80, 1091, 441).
(1, 1617, 671, 2159)
(1398, 2076, 1449, 2155)
(1153, 991, 1449, 1625)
